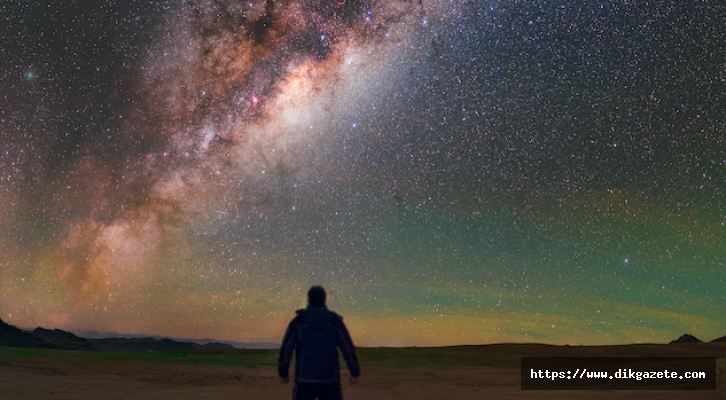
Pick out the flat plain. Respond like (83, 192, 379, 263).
(1, 343, 724, 399)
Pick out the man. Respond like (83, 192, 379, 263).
(279, 286, 360, 400)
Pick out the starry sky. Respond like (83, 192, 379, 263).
(1, 0, 724, 347)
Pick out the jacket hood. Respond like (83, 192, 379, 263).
(300, 305, 335, 330)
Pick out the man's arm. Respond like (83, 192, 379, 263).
(278, 316, 299, 380)
(334, 316, 360, 378)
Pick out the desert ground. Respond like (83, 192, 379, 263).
(1, 343, 724, 399)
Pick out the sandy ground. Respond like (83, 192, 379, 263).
(1, 344, 724, 399)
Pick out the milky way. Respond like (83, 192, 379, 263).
(1, 0, 724, 346)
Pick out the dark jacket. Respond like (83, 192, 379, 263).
(278, 305, 360, 383)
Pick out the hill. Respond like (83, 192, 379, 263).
(0, 318, 54, 349)
(31, 327, 99, 351)
(669, 334, 702, 344)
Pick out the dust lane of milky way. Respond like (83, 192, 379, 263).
(0, 0, 724, 346)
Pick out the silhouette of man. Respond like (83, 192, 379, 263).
(279, 285, 360, 400)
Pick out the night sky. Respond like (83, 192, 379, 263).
(1, 0, 724, 347)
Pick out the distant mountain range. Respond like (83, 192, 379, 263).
(32, 327, 98, 351)
(0, 318, 278, 352)
(2, 318, 724, 351)
(71, 329, 280, 349)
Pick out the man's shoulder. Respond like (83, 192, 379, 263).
(287, 309, 305, 326)
(329, 311, 345, 327)
(294, 308, 344, 324)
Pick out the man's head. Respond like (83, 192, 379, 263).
(307, 285, 326, 306)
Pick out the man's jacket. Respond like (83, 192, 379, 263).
(278, 305, 360, 383)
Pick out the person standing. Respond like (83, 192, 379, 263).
(278, 286, 360, 400)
